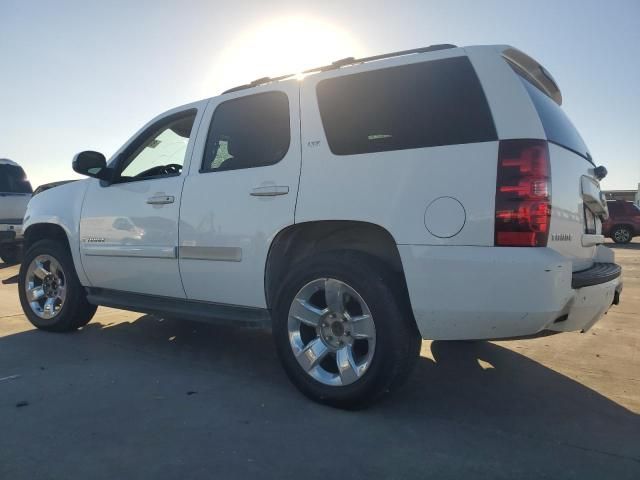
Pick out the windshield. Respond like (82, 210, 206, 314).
(0, 164, 33, 194)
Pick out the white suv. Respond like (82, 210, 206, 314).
(18, 45, 623, 408)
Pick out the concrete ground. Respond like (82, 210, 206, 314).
(0, 242, 638, 480)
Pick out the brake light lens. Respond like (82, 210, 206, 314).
(495, 139, 551, 247)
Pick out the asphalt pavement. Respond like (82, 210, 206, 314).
(1, 241, 638, 479)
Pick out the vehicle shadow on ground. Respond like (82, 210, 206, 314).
(606, 242, 640, 250)
(0, 261, 18, 284)
(2, 312, 638, 470)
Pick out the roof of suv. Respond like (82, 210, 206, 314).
(219, 43, 563, 107)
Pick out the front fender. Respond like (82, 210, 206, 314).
(23, 179, 92, 286)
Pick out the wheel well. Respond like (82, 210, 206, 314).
(24, 224, 70, 253)
(265, 221, 411, 309)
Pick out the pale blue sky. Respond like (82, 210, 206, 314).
(1, 0, 639, 190)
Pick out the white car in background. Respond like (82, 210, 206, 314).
(0, 158, 32, 264)
(18, 44, 622, 408)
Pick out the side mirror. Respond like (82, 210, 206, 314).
(72, 151, 112, 182)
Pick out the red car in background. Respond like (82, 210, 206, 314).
(603, 200, 640, 244)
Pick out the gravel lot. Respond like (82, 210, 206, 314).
(1, 241, 638, 479)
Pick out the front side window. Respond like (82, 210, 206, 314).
(0, 163, 32, 193)
(316, 56, 497, 155)
(118, 110, 197, 181)
(201, 91, 290, 172)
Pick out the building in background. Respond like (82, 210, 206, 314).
(603, 184, 640, 205)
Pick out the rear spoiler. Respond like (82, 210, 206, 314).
(501, 47, 563, 105)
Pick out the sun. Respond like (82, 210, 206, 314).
(204, 16, 364, 94)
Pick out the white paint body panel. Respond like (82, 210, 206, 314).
(80, 176, 185, 297)
(297, 52, 499, 246)
(22, 180, 92, 285)
(399, 244, 617, 340)
(78, 100, 207, 298)
(547, 143, 600, 272)
(465, 46, 546, 140)
(178, 82, 301, 307)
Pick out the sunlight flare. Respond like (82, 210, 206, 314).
(204, 15, 364, 93)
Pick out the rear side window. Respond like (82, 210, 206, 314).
(316, 56, 497, 155)
(202, 91, 290, 172)
(0, 164, 32, 193)
(607, 202, 622, 214)
(517, 75, 591, 162)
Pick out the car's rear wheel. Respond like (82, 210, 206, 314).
(612, 226, 632, 244)
(19, 240, 97, 332)
(272, 251, 421, 409)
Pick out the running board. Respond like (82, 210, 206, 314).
(86, 288, 271, 328)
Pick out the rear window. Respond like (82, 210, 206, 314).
(0, 164, 32, 194)
(316, 56, 497, 155)
(517, 74, 591, 162)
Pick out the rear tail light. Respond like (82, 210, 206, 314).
(495, 139, 551, 247)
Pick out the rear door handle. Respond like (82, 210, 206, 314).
(147, 195, 175, 205)
(250, 186, 289, 197)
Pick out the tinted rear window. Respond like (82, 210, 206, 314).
(518, 75, 591, 162)
(0, 164, 32, 193)
(316, 56, 497, 155)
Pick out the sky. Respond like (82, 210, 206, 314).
(1, 0, 639, 191)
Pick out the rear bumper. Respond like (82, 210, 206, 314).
(572, 262, 621, 288)
(399, 245, 622, 340)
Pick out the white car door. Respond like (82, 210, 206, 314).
(80, 103, 206, 298)
(179, 82, 301, 308)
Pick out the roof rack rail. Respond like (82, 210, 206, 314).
(302, 44, 458, 74)
(223, 73, 296, 94)
(221, 44, 458, 94)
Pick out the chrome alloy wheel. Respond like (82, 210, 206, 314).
(614, 228, 631, 243)
(288, 278, 376, 386)
(24, 255, 67, 319)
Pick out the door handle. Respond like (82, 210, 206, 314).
(147, 195, 175, 205)
(250, 186, 289, 197)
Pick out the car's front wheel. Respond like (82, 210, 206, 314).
(611, 226, 632, 244)
(272, 251, 421, 409)
(18, 239, 97, 332)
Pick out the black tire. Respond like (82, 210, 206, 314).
(611, 225, 633, 244)
(0, 244, 22, 264)
(19, 239, 97, 332)
(272, 251, 422, 409)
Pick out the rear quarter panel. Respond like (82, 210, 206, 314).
(297, 49, 500, 246)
